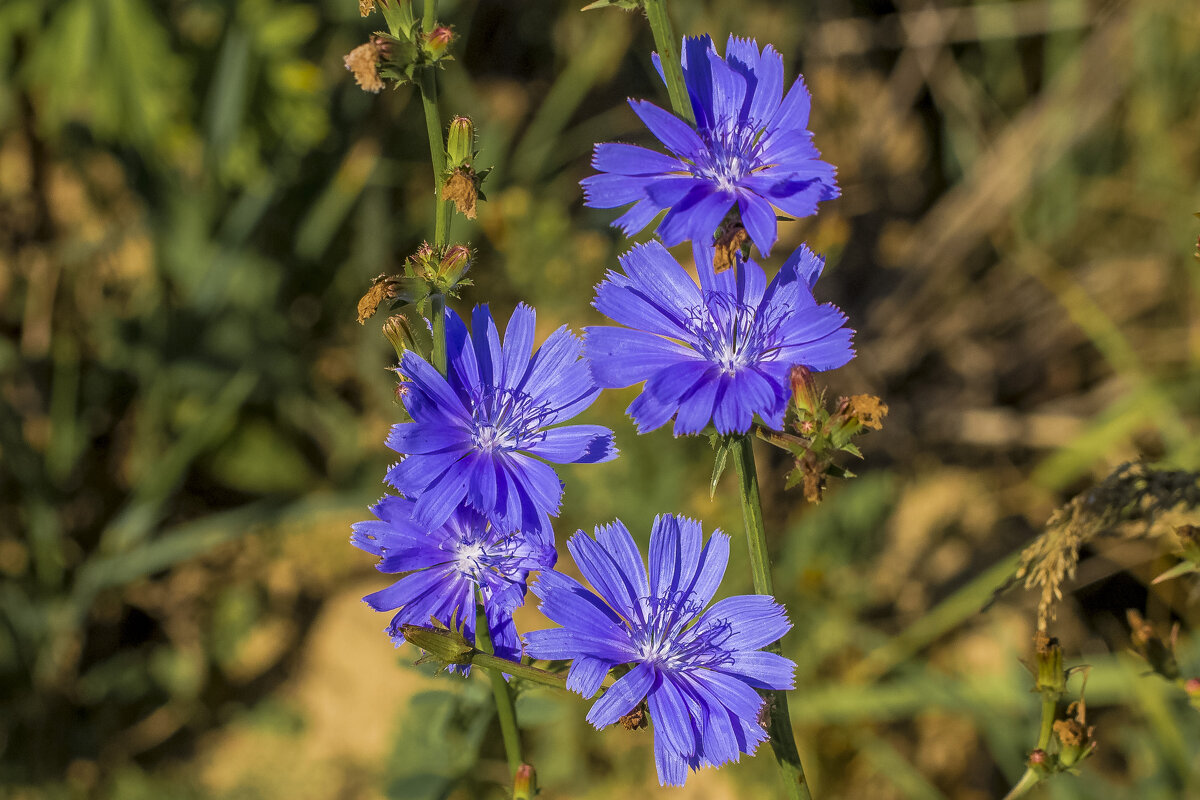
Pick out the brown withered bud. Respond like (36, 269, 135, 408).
(357, 274, 399, 323)
(443, 167, 480, 219)
(1177, 524, 1199, 547)
(344, 41, 385, 93)
(841, 394, 888, 430)
(713, 226, 749, 273)
(359, 0, 375, 16)
(1053, 718, 1086, 747)
(382, 314, 415, 358)
(619, 702, 648, 730)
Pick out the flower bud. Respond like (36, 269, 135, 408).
(1034, 631, 1066, 697)
(513, 764, 537, 800)
(1028, 749, 1048, 767)
(400, 624, 473, 665)
(789, 366, 819, 418)
(424, 25, 454, 59)
(438, 245, 472, 284)
(382, 314, 416, 360)
(446, 116, 475, 169)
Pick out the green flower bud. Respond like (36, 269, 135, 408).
(447, 116, 475, 169)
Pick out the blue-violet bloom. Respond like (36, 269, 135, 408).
(386, 303, 616, 539)
(581, 34, 838, 256)
(352, 494, 555, 669)
(585, 241, 853, 436)
(523, 514, 796, 786)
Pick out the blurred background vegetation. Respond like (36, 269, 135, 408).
(1, 0, 1198, 797)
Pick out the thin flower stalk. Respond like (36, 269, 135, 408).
(476, 606, 524, 777)
(731, 435, 814, 800)
(642, 0, 693, 124)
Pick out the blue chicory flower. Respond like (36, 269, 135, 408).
(351, 494, 555, 669)
(581, 34, 838, 257)
(585, 241, 854, 436)
(523, 514, 796, 786)
(386, 303, 616, 539)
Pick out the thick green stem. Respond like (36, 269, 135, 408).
(642, 0, 694, 124)
(1001, 769, 1042, 800)
(422, 0, 436, 30)
(731, 435, 814, 800)
(476, 608, 524, 778)
(417, 67, 451, 249)
(1036, 696, 1057, 750)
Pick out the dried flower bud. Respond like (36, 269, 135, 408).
(443, 166, 480, 220)
(424, 25, 454, 58)
(619, 702, 648, 730)
(344, 41, 385, 93)
(357, 274, 398, 323)
(359, 0, 376, 16)
(712, 225, 748, 273)
(843, 394, 888, 430)
(446, 116, 475, 169)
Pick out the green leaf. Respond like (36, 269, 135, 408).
(1151, 560, 1200, 585)
(581, 0, 641, 10)
(710, 439, 731, 499)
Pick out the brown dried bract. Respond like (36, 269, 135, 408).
(713, 226, 748, 273)
(619, 702, 647, 730)
(344, 42, 384, 94)
(357, 274, 398, 324)
(442, 167, 479, 219)
(359, 0, 375, 16)
(841, 394, 888, 430)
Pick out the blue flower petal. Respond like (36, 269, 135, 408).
(586, 661, 656, 728)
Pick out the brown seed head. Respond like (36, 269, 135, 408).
(344, 42, 385, 93)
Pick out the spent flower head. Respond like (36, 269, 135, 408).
(523, 515, 796, 786)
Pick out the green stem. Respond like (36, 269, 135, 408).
(731, 435, 814, 800)
(1036, 696, 1057, 750)
(422, 0, 436, 30)
(417, 66, 451, 249)
(476, 607, 524, 777)
(1001, 769, 1042, 800)
(642, 0, 694, 124)
(430, 292, 447, 375)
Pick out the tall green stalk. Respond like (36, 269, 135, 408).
(475, 607, 524, 778)
(731, 435, 815, 800)
(414, 1, 522, 782)
(642, 0, 694, 124)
